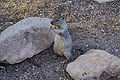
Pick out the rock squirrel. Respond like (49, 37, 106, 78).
(50, 16, 73, 61)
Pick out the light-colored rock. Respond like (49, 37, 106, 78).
(0, 17, 54, 64)
(66, 49, 120, 80)
(94, 0, 114, 3)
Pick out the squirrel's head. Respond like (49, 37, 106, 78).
(50, 16, 67, 30)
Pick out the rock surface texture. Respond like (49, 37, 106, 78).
(66, 49, 120, 80)
(0, 17, 54, 64)
(94, 0, 114, 3)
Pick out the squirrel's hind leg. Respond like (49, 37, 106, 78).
(63, 50, 73, 61)
(53, 45, 63, 56)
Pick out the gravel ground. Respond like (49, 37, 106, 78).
(0, 0, 120, 80)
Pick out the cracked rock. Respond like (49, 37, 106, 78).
(0, 17, 54, 64)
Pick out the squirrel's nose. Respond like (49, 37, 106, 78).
(51, 21, 54, 25)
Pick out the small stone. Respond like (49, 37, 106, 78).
(115, 49, 119, 52)
(52, 55, 57, 58)
(5, 22, 13, 25)
(0, 66, 5, 70)
(60, 77, 64, 80)
(55, 66, 60, 71)
(94, 0, 114, 3)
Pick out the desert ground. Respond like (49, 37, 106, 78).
(0, 0, 120, 80)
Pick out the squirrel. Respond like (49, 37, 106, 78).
(50, 16, 73, 61)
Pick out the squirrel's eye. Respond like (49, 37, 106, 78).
(56, 20, 59, 22)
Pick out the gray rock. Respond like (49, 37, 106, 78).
(94, 0, 114, 3)
(0, 17, 54, 64)
(66, 49, 120, 80)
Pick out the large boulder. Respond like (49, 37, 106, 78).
(0, 17, 54, 64)
(66, 49, 120, 80)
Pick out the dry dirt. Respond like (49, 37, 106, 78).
(0, 0, 120, 80)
